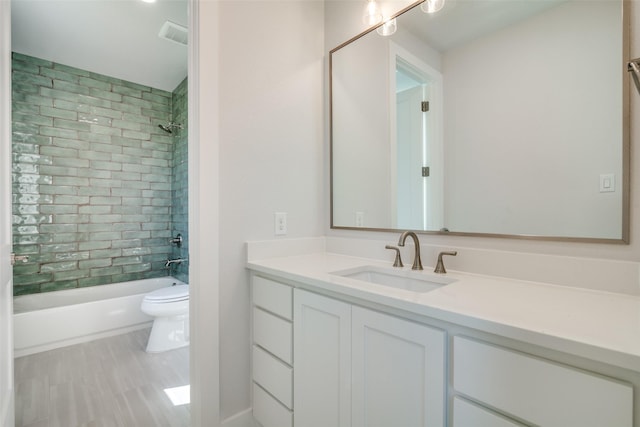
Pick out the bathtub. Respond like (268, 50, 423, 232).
(13, 277, 186, 357)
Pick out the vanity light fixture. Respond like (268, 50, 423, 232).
(140, 0, 157, 3)
(376, 18, 397, 36)
(421, 0, 445, 14)
(363, 0, 383, 25)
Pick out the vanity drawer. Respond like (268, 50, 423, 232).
(452, 396, 524, 427)
(253, 307, 292, 364)
(453, 336, 633, 427)
(253, 345, 293, 409)
(253, 382, 293, 427)
(253, 276, 292, 320)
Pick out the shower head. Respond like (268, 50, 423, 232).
(159, 124, 173, 134)
(158, 122, 183, 134)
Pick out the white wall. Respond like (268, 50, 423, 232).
(332, 33, 392, 228)
(217, 0, 324, 419)
(325, 0, 640, 295)
(443, 1, 622, 238)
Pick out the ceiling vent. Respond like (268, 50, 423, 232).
(158, 20, 188, 46)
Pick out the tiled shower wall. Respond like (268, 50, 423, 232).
(170, 77, 188, 283)
(11, 52, 188, 296)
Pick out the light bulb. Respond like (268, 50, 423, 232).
(421, 0, 445, 14)
(363, 0, 383, 26)
(376, 18, 397, 36)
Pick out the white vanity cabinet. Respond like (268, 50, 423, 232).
(452, 336, 633, 427)
(293, 289, 446, 427)
(250, 271, 635, 427)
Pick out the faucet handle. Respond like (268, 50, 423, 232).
(434, 251, 457, 274)
(169, 234, 183, 248)
(385, 245, 404, 268)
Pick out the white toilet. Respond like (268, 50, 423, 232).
(141, 284, 190, 353)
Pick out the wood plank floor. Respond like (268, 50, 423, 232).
(14, 328, 190, 427)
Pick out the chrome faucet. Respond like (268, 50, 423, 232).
(397, 231, 422, 270)
(434, 251, 457, 274)
(165, 258, 188, 268)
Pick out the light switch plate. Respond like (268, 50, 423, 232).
(599, 174, 615, 193)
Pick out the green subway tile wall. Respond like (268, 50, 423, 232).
(170, 77, 188, 283)
(11, 52, 189, 295)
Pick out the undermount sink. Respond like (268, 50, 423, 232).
(331, 265, 456, 293)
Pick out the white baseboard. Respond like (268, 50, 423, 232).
(222, 408, 258, 427)
(1, 391, 14, 427)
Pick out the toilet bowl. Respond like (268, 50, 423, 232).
(141, 284, 189, 353)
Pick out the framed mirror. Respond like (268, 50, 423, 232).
(330, 0, 629, 243)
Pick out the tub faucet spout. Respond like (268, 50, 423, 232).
(397, 231, 423, 270)
(165, 258, 188, 268)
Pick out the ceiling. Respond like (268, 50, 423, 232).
(401, 0, 567, 52)
(11, 0, 188, 92)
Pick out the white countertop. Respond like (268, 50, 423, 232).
(247, 252, 640, 372)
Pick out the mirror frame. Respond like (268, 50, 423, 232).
(329, 0, 631, 244)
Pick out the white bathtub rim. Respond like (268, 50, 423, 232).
(14, 277, 186, 313)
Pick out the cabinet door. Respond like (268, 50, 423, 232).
(352, 307, 446, 427)
(293, 289, 352, 427)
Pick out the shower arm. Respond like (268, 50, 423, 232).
(627, 58, 640, 95)
(158, 122, 184, 134)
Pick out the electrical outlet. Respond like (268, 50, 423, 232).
(355, 211, 364, 227)
(274, 212, 287, 235)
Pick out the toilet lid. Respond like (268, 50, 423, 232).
(144, 284, 189, 303)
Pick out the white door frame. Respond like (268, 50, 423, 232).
(188, 0, 221, 425)
(0, 1, 15, 425)
(388, 41, 444, 231)
(1, 1, 221, 425)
